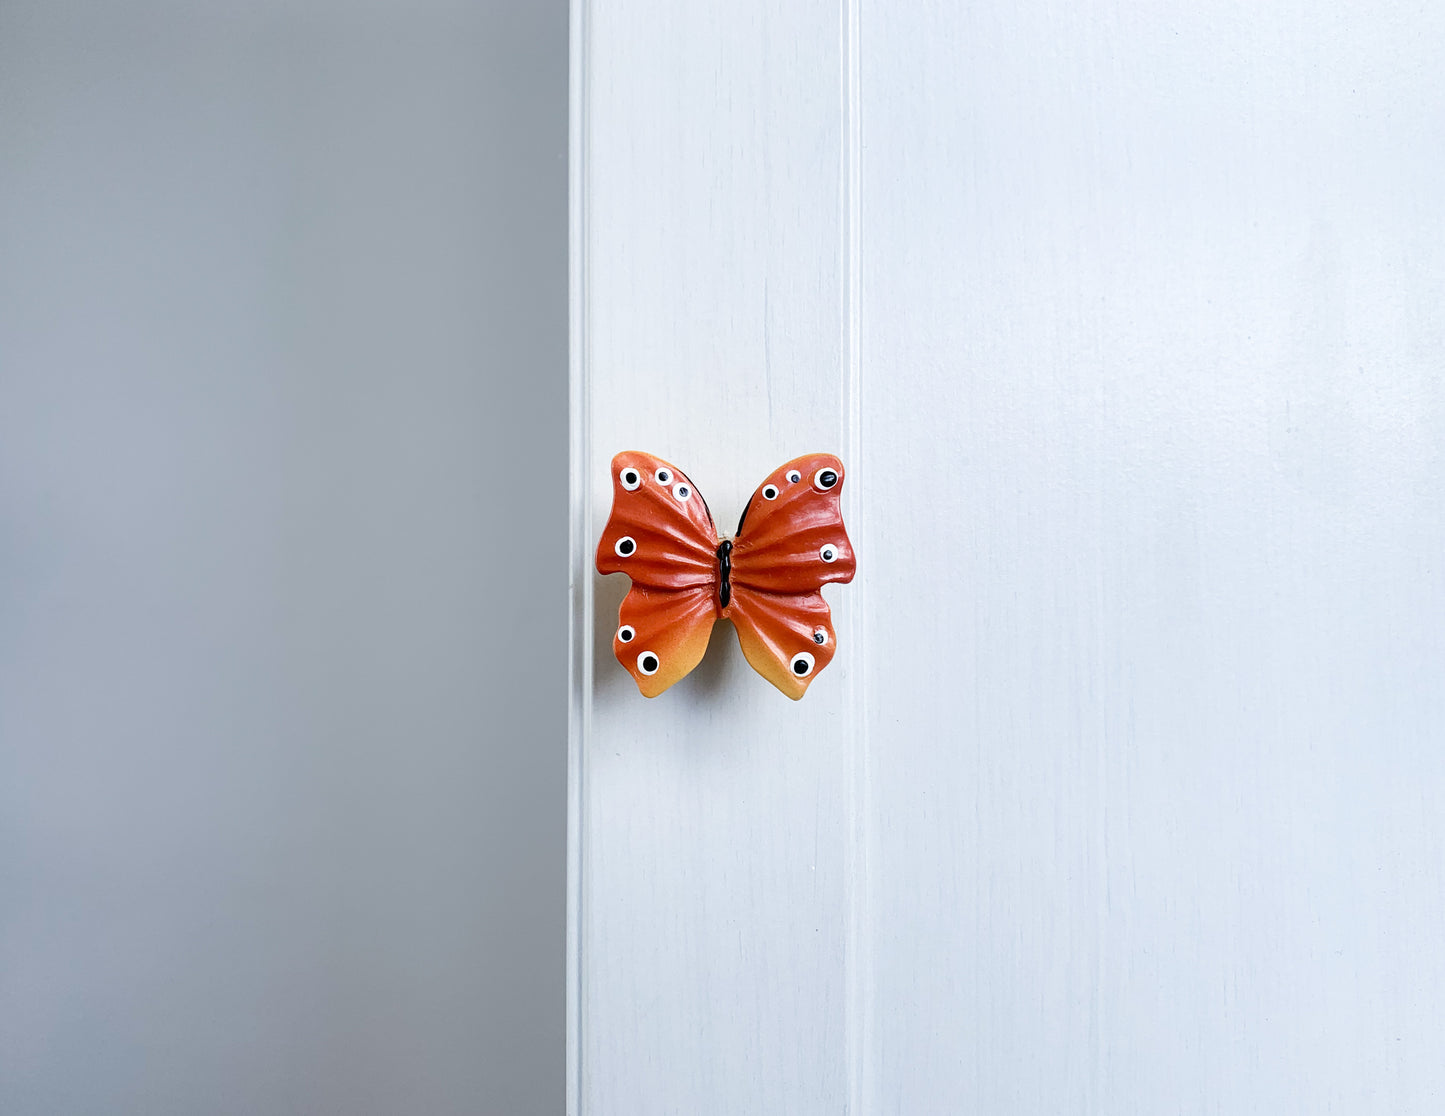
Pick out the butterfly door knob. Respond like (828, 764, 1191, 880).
(596, 452, 855, 699)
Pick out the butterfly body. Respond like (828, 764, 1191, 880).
(596, 451, 855, 699)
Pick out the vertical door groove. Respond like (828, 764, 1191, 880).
(841, 0, 869, 1112)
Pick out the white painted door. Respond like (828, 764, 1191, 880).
(569, 2, 1445, 1112)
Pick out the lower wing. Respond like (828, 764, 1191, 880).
(613, 583, 718, 698)
(727, 586, 838, 700)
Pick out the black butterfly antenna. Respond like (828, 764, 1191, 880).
(734, 493, 755, 538)
(681, 468, 716, 535)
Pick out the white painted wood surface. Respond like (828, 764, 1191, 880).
(572, 1, 1445, 1112)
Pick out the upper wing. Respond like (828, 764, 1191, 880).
(727, 453, 855, 699)
(596, 451, 720, 697)
(596, 451, 719, 589)
(730, 453, 856, 593)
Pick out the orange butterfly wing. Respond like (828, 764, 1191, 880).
(727, 454, 855, 699)
(595, 451, 720, 697)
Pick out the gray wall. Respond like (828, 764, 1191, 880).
(0, 2, 566, 1112)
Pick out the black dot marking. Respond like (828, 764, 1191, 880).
(817, 469, 838, 489)
(617, 537, 635, 556)
(790, 651, 816, 677)
(621, 468, 641, 490)
(819, 544, 838, 563)
(794, 660, 808, 675)
(618, 625, 635, 643)
(813, 630, 826, 645)
(639, 652, 659, 675)
(762, 484, 779, 500)
(786, 469, 802, 483)
(655, 468, 672, 485)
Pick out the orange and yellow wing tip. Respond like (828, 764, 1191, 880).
(614, 609, 715, 698)
(733, 628, 813, 701)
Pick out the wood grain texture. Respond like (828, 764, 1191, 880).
(574, 0, 1445, 1111)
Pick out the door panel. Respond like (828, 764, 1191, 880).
(573, 1, 1445, 1112)
(571, 2, 856, 1113)
(862, 3, 1445, 1111)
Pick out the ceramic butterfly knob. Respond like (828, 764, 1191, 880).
(596, 452, 856, 699)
